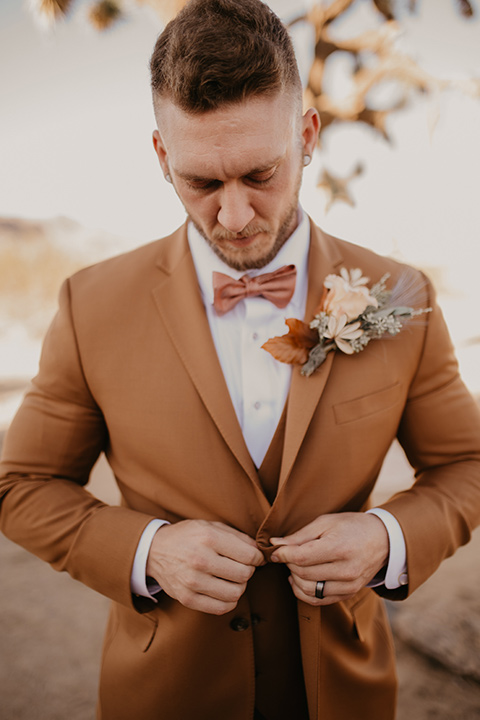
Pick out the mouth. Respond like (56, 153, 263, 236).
(225, 232, 261, 248)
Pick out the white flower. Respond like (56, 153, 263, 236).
(323, 314, 364, 354)
(340, 268, 369, 287)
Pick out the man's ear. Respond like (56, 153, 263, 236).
(152, 130, 171, 181)
(301, 108, 320, 161)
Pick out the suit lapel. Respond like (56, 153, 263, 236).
(150, 220, 343, 502)
(151, 225, 264, 496)
(278, 222, 344, 490)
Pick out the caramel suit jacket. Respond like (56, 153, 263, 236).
(1, 220, 480, 720)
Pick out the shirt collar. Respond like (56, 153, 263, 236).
(188, 208, 310, 310)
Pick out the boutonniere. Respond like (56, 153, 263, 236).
(262, 268, 432, 377)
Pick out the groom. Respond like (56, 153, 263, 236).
(1, 1, 480, 719)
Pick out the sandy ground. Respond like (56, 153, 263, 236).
(1, 427, 480, 719)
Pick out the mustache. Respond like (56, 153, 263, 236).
(211, 224, 269, 242)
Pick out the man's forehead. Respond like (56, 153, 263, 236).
(157, 94, 299, 177)
(157, 93, 299, 142)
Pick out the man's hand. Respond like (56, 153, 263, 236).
(146, 520, 264, 615)
(270, 513, 389, 606)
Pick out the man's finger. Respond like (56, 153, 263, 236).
(212, 521, 261, 547)
(212, 530, 265, 567)
(289, 570, 363, 598)
(271, 538, 334, 566)
(176, 520, 263, 568)
(288, 575, 355, 607)
(206, 553, 259, 584)
(146, 519, 264, 615)
(270, 516, 327, 548)
(184, 572, 248, 604)
(175, 590, 240, 616)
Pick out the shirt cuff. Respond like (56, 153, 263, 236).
(131, 519, 170, 600)
(366, 508, 408, 589)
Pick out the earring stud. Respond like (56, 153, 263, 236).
(303, 155, 312, 167)
(165, 173, 172, 183)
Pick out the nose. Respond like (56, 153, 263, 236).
(217, 182, 255, 234)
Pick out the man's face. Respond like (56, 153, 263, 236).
(153, 93, 319, 271)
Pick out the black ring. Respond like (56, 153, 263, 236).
(315, 581, 325, 599)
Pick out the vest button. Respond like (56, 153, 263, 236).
(230, 617, 250, 632)
(251, 613, 261, 626)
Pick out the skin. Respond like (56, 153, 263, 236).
(270, 513, 390, 606)
(147, 91, 389, 614)
(152, 92, 318, 271)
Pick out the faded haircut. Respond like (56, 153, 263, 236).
(150, 0, 302, 115)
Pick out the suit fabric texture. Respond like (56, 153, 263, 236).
(1, 219, 480, 720)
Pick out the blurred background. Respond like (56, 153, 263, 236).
(1, 0, 479, 718)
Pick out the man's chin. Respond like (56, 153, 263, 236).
(189, 213, 297, 271)
(217, 234, 277, 271)
(215, 244, 278, 272)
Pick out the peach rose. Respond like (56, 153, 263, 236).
(323, 271, 378, 321)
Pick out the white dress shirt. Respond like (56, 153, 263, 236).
(131, 211, 408, 598)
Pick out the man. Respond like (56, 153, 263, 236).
(1, 1, 480, 718)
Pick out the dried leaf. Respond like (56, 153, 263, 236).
(286, 317, 318, 345)
(31, 0, 73, 21)
(88, 0, 122, 30)
(373, 0, 395, 20)
(262, 318, 317, 366)
(317, 164, 363, 211)
(357, 108, 391, 141)
(309, 57, 328, 97)
(144, 0, 188, 23)
(323, 0, 356, 24)
(456, 0, 474, 18)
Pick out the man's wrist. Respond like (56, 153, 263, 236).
(366, 508, 408, 589)
(131, 519, 170, 600)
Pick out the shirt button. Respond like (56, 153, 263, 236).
(252, 332, 259, 341)
(230, 617, 250, 632)
(254, 401, 261, 410)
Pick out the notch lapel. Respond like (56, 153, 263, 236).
(278, 222, 344, 490)
(151, 226, 266, 501)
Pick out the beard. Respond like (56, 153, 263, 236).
(190, 201, 298, 271)
(188, 159, 304, 272)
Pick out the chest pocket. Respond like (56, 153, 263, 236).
(333, 382, 403, 425)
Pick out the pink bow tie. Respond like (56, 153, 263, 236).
(212, 264, 297, 316)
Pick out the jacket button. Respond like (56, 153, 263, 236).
(230, 617, 250, 632)
(251, 613, 261, 626)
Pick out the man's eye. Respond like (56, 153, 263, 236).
(188, 179, 220, 191)
(247, 169, 276, 186)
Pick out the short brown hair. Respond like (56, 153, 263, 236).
(150, 0, 302, 114)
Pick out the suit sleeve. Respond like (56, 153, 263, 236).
(0, 279, 156, 609)
(378, 275, 480, 597)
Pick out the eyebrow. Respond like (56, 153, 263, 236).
(176, 155, 285, 183)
